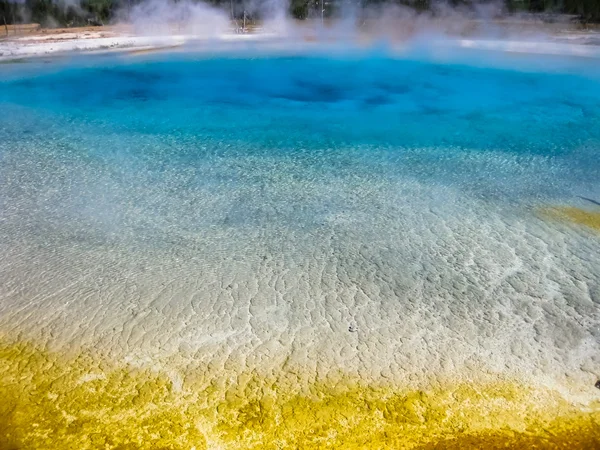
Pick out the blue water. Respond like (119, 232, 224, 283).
(3, 54, 600, 153)
(2, 53, 599, 209)
(1, 51, 600, 240)
(0, 51, 599, 254)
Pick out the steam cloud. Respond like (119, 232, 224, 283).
(4, 0, 577, 47)
(123, 0, 231, 36)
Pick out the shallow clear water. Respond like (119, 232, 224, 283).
(0, 49, 599, 448)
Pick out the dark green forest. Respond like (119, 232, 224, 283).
(1, 0, 599, 28)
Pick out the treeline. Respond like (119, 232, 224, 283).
(1, 0, 599, 28)
(1, 0, 114, 27)
(517, 0, 599, 22)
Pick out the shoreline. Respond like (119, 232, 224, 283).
(2, 22, 600, 62)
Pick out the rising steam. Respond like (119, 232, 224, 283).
(123, 0, 231, 36)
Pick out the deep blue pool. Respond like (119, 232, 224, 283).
(2, 53, 600, 206)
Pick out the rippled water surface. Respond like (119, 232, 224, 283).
(0, 50, 599, 449)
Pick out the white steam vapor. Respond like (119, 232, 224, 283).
(8, 0, 579, 48)
(124, 0, 231, 36)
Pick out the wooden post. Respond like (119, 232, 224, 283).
(3, 16, 8, 37)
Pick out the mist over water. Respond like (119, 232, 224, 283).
(124, 0, 231, 36)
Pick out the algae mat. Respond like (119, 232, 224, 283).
(542, 207, 600, 233)
(1, 342, 600, 450)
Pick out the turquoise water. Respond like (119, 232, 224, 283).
(3, 53, 600, 198)
(0, 50, 599, 394)
(1, 52, 599, 244)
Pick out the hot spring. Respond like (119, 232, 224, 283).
(0, 46, 599, 449)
